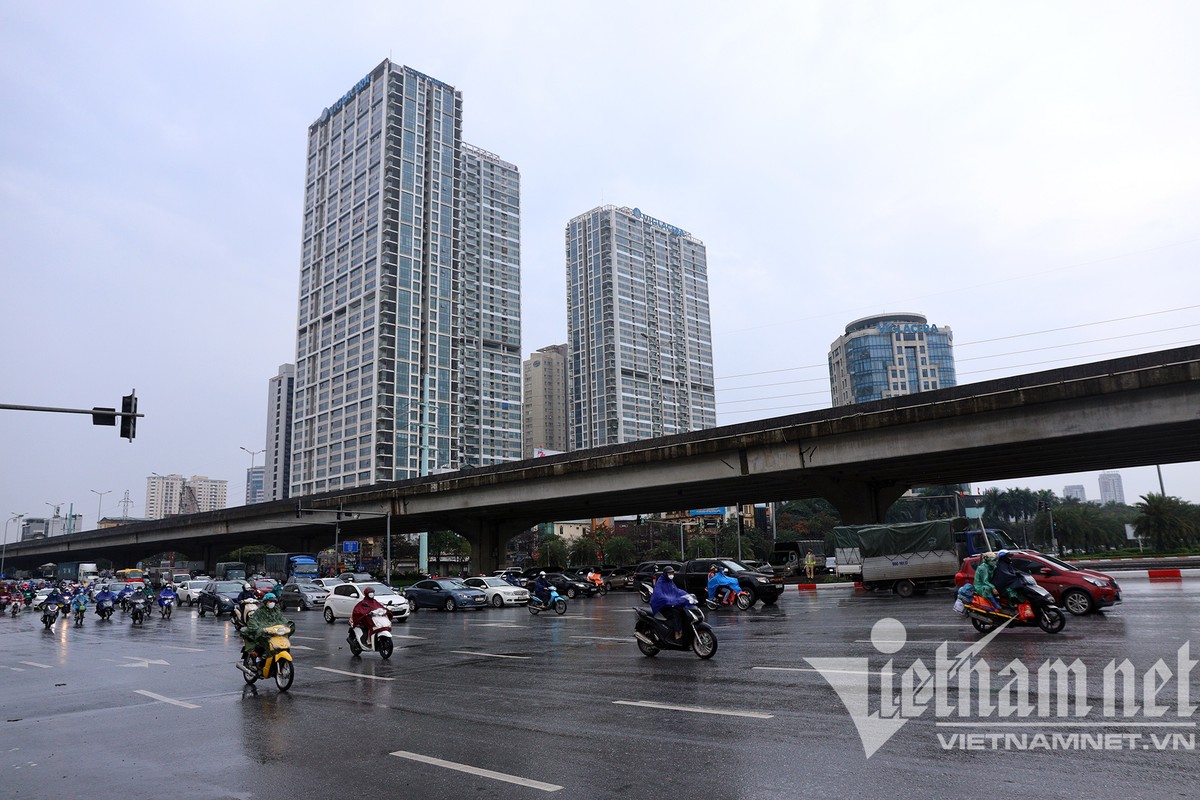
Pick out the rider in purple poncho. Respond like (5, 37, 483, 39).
(650, 566, 691, 640)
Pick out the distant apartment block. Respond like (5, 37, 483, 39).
(1064, 484, 1087, 502)
(1098, 472, 1126, 505)
(566, 205, 716, 449)
(828, 313, 956, 406)
(146, 474, 227, 519)
(523, 344, 569, 458)
(264, 363, 294, 501)
(20, 514, 83, 541)
(245, 465, 266, 505)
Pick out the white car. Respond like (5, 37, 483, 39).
(464, 576, 530, 607)
(323, 582, 410, 624)
(314, 578, 345, 589)
(176, 580, 210, 606)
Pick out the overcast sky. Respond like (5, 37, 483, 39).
(2, 1, 1198, 534)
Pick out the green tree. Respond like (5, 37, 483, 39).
(538, 536, 568, 567)
(1135, 494, 1195, 552)
(687, 537, 715, 559)
(568, 535, 601, 566)
(603, 536, 638, 565)
(427, 531, 469, 572)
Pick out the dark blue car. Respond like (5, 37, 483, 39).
(404, 578, 488, 612)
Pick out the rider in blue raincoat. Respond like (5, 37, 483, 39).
(650, 566, 691, 640)
(706, 567, 741, 605)
(93, 585, 117, 615)
(157, 584, 178, 608)
(70, 591, 88, 613)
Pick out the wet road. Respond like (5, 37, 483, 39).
(2, 578, 1198, 799)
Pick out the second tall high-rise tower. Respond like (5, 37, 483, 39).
(566, 205, 716, 448)
(292, 60, 521, 496)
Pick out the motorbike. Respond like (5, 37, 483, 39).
(40, 602, 60, 629)
(159, 596, 175, 619)
(963, 573, 1066, 635)
(73, 605, 86, 626)
(705, 584, 753, 611)
(586, 575, 608, 596)
(10, 600, 21, 617)
(237, 624, 295, 692)
(634, 598, 718, 659)
(528, 587, 567, 616)
(96, 599, 115, 621)
(347, 607, 394, 659)
(232, 598, 259, 630)
(129, 597, 149, 625)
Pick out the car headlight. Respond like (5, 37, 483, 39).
(1084, 577, 1105, 587)
(755, 577, 769, 584)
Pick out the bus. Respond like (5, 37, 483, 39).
(115, 568, 145, 583)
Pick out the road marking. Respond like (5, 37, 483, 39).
(570, 636, 630, 643)
(451, 650, 530, 660)
(291, 645, 317, 651)
(134, 690, 200, 709)
(313, 666, 394, 681)
(18, 661, 52, 669)
(293, 636, 324, 641)
(390, 750, 562, 792)
(390, 634, 427, 639)
(163, 645, 206, 652)
(119, 656, 170, 668)
(613, 700, 773, 719)
(6, 667, 25, 672)
(753, 666, 872, 676)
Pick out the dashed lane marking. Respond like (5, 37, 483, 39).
(390, 750, 562, 792)
(18, 661, 52, 669)
(613, 700, 773, 719)
(451, 650, 530, 660)
(313, 666, 394, 681)
(134, 690, 200, 709)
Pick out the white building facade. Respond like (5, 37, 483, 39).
(565, 205, 715, 449)
(264, 363, 295, 501)
(146, 474, 227, 519)
(291, 60, 520, 497)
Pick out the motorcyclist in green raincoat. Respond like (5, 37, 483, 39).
(240, 593, 295, 658)
(974, 552, 1000, 608)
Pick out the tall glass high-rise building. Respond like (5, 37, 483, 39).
(828, 313, 956, 406)
(291, 60, 520, 496)
(565, 205, 715, 449)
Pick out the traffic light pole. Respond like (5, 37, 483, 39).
(1, 396, 143, 441)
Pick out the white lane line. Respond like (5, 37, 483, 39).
(291, 645, 317, 651)
(451, 650, 530, 660)
(162, 645, 206, 652)
(613, 700, 773, 719)
(18, 661, 52, 669)
(134, 690, 200, 709)
(390, 750, 562, 792)
(293, 636, 324, 641)
(570, 636, 630, 643)
(313, 666, 394, 681)
(753, 666, 872, 676)
(390, 634, 427, 639)
(6, 667, 25, 672)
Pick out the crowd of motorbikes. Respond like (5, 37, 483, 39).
(0, 581, 178, 630)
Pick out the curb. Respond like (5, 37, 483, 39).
(797, 582, 860, 592)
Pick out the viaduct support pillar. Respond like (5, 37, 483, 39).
(451, 518, 535, 576)
(812, 477, 909, 525)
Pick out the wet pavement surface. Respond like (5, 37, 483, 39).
(2, 578, 1197, 799)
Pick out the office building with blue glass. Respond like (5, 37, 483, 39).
(828, 313, 956, 406)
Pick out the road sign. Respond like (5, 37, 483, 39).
(342, 540, 359, 554)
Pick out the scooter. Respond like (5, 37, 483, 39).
(634, 598, 718, 659)
(963, 573, 1066, 635)
(73, 605, 86, 627)
(129, 597, 148, 625)
(10, 600, 20, 617)
(528, 587, 567, 616)
(159, 596, 175, 619)
(231, 598, 259, 631)
(705, 583, 753, 611)
(347, 607, 394, 659)
(96, 599, 115, 621)
(237, 624, 295, 692)
(40, 602, 60, 629)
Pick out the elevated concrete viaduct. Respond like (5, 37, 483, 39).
(7, 346, 1199, 575)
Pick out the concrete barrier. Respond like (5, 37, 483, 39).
(1148, 568, 1183, 581)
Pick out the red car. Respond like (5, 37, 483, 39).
(956, 550, 1121, 616)
(251, 578, 278, 598)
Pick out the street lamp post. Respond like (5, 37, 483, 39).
(3, 513, 25, 579)
(241, 447, 265, 504)
(91, 489, 111, 529)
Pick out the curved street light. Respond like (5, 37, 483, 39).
(3, 513, 26, 579)
(91, 489, 111, 529)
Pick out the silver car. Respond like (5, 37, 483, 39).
(464, 576, 530, 607)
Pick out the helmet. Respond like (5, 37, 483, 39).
(243, 582, 252, 591)
(996, 549, 1010, 558)
(263, 593, 276, 601)
(363, 588, 375, 598)
(663, 565, 676, 576)
(722, 567, 730, 575)
(982, 551, 998, 564)
(538, 571, 546, 577)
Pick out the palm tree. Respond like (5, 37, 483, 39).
(604, 536, 637, 565)
(1135, 494, 1195, 552)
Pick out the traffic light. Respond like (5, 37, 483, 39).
(636, 515, 643, 525)
(119, 391, 137, 441)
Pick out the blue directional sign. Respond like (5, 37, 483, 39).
(342, 540, 359, 554)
